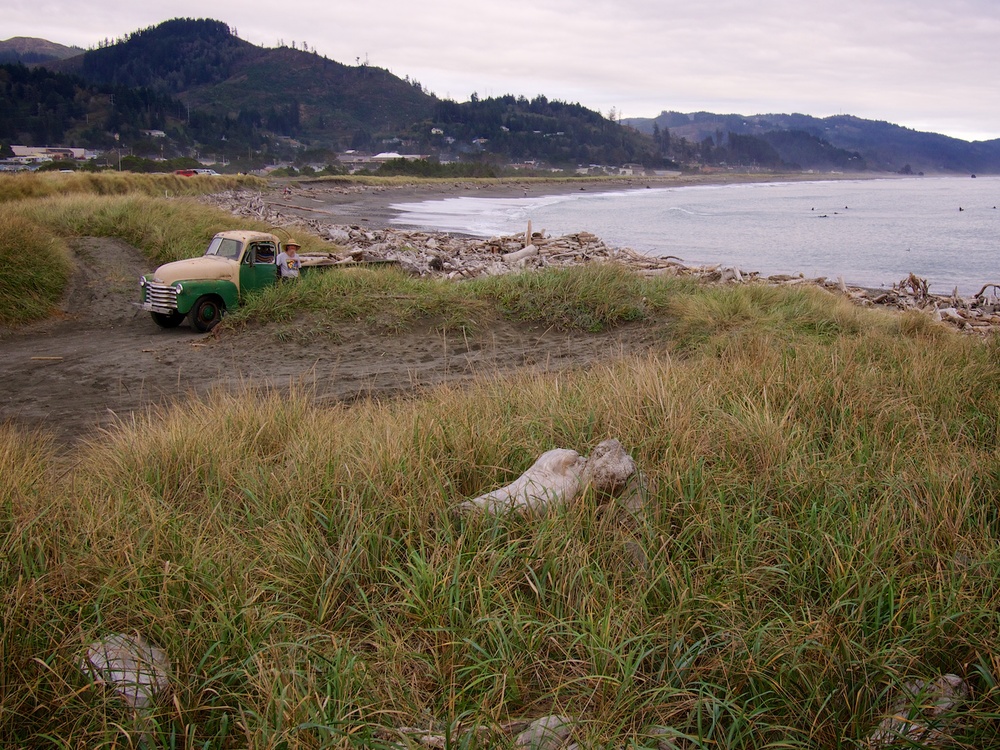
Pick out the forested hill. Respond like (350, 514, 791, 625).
(59, 19, 258, 92)
(411, 95, 668, 168)
(0, 62, 251, 151)
(31, 17, 668, 166)
(46, 18, 436, 148)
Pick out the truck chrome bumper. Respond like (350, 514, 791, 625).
(140, 281, 180, 314)
(139, 301, 178, 315)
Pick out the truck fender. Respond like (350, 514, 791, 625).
(173, 280, 239, 315)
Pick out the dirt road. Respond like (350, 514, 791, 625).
(1, 237, 653, 444)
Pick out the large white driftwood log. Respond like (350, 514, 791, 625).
(502, 244, 538, 264)
(457, 438, 637, 515)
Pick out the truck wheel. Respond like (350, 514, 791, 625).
(150, 310, 185, 328)
(190, 296, 225, 332)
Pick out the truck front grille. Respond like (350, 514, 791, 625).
(144, 282, 178, 310)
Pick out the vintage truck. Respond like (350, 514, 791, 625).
(138, 230, 301, 331)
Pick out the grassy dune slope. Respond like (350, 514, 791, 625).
(0, 173, 269, 325)
(3, 280, 999, 746)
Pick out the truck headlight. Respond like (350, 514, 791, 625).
(174, 283, 184, 293)
(139, 276, 146, 287)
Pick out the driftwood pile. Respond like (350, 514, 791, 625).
(201, 189, 1000, 336)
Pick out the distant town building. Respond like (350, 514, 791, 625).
(371, 152, 428, 162)
(11, 145, 87, 161)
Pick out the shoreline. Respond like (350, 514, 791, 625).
(273, 172, 889, 230)
(202, 174, 1000, 337)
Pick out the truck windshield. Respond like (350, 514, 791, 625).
(204, 237, 243, 259)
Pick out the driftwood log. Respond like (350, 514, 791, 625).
(457, 438, 637, 515)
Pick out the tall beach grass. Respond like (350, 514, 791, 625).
(0, 212, 74, 325)
(2, 297, 999, 747)
(0, 171, 265, 203)
(0, 173, 332, 325)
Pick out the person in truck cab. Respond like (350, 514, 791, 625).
(276, 241, 302, 281)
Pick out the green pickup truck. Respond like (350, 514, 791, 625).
(138, 230, 299, 331)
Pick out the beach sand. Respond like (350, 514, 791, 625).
(267, 172, 864, 229)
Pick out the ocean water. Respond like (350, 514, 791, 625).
(390, 176, 1000, 296)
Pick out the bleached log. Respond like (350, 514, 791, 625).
(458, 448, 586, 514)
(503, 245, 538, 263)
(458, 439, 638, 516)
(974, 282, 1000, 299)
(866, 674, 967, 748)
(720, 266, 744, 283)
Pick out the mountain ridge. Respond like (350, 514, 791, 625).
(6, 18, 999, 173)
(0, 36, 84, 64)
(624, 111, 1000, 174)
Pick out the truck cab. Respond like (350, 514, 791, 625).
(139, 230, 285, 331)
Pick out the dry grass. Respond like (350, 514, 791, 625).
(0, 212, 73, 325)
(3, 296, 999, 747)
(0, 191, 276, 324)
(0, 171, 264, 203)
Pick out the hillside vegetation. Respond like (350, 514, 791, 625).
(26, 18, 666, 167)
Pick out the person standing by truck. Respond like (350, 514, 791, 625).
(276, 241, 302, 281)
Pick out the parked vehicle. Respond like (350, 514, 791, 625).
(138, 230, 300, 331)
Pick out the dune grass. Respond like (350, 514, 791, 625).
(230, 262, 684, 337)
(0, 171, 265, 203)
(0, 174, 333, 325)
(3, 173, 998, 746)
(0, 172, 269, 326)
(2, 291, 999, 747)
(232, 262, 909, 348)
(11, 193, 277, 266)
(0, 212, 74, 325)
(0, 194, 266, 324)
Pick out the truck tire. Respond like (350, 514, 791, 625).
(150, 310, 185, 328)
(190, 296, 225, 332)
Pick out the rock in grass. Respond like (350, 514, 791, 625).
(82, 633, 171, 710)
(515, 715, 576, 748)
(866, 673, 968, 748)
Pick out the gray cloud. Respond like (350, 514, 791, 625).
(6, 0, 999, 140)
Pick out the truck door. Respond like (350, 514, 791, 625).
(240, 242, 278, 294)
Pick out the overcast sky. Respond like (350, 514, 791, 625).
(6, 0, 999, 141)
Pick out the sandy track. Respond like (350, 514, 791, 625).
(1, 237, 653, 444)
